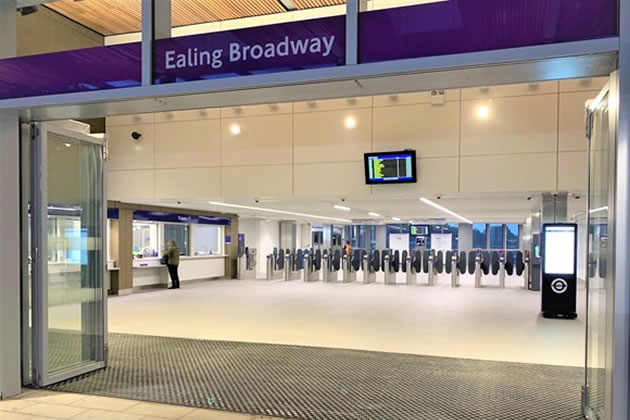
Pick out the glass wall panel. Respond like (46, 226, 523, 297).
(472, 223, 487, 249)
(506, 224, 520, 249)
(488, 224, 504, 249)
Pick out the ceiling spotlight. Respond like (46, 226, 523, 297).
(476, 105, 490, 119)
(368, 212, 381, 217)
(344, 116, 357, 129)
(230, 123, 241, 135)
(334, 204, 351, 212)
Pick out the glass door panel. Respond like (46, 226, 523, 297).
(584, 86, 613, 420)
(31, 123, 107, 386)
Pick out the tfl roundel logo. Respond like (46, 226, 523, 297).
(551, 278, 568, 294)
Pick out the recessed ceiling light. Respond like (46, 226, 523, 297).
(476, 105, 490, 119)
(344, 116, 357, 129)
(230, 123, 241, 135)
(420, 197, 473, 224)
(208, 201, 351, 223)
(368, 212, 381, 217)
(392, 217, 401, 221)
(334, 204, 351, 212)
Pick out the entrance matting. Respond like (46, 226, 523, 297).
(47, 333, 583, 420)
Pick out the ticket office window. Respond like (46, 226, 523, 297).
(133, 222, 160, 258)
(163, 223, 189, 256)
(191, 225, 224, 256)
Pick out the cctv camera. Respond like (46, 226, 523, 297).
(436, 195, 442, 200)
(341, 198, 346, 202)
(131, 131, 142, 141)
(255, 199, 260, 203)
(176, 201, 182, 205)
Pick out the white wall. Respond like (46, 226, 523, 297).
(239, 218, 280, 276)
(107, 78, 607, 203)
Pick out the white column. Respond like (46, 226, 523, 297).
(0, 110, 21, 398)
(0, 0, 21, 400)
(345, 0, 367, 65)
(141, 0, 172, 86)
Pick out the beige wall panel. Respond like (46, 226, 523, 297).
(558, 151, 588, 192)
(107, 170, 155, 201)
(461, 81, 558, 100)
(154, 108, 220, 123)
(221, 114, 293, 166)
(155, 168, 221, 199)
(155, 120, 221, 168)
(221, 165, 292, 199)
(107, 124, 155, 170)
(294, 108, 372, 163)
(559, 77, 609, 93)
(107, 114, 155, 127)
(294, 97, 372, 113)
(293, 162, 371, 198)
(221, 103, 292, 118)
(371, 157, 459, 196)
(373, 102, 459, 158)
(460, 153, 556, 193)
(461, 95, 557, 156)
(373, 89, 460, 107)
(17, 7, 103, 55)
(559, 91, 597, 152)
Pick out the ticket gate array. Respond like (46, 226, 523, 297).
(267, 248, 530, 287)
(467, 250, 528, 288)
(237, 247, 258, 280)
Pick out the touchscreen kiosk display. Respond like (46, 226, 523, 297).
(543, 225, 576, 275)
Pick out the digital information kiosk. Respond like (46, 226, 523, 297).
(541, 223, 578, 319)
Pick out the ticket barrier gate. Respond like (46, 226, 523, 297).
(237, 247, 257, 280)
(403, 250, 422, 286)
(304, 249, 323, 282)
(266, 248, 284, 280)
(363, 250, 379, 284)
(523, 251, 530, 288)
(446, 250, 464, 287)
(425, 250, 437, 286)
(470, 250, 487, 288)
(284, 249, 302, 281)
(323, 249, 342, 283)
(383, 250, 400, 285)
(342, 249, 362, 283)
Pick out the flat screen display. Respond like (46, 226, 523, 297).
(411, 225, 428, 235)
(364, 150, 417, 185)
(543, 225, 577, 275)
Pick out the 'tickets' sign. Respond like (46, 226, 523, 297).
(153, 16, 345, 84)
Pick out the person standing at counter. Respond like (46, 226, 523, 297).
(165, 240, 181, 289)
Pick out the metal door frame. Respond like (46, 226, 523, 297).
(583, 72, 618, 420)
(30, 122, 107, 386)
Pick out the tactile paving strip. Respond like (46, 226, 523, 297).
(48, 333, 584, 420)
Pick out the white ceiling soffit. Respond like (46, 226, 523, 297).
(5, 39, 617, 122)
